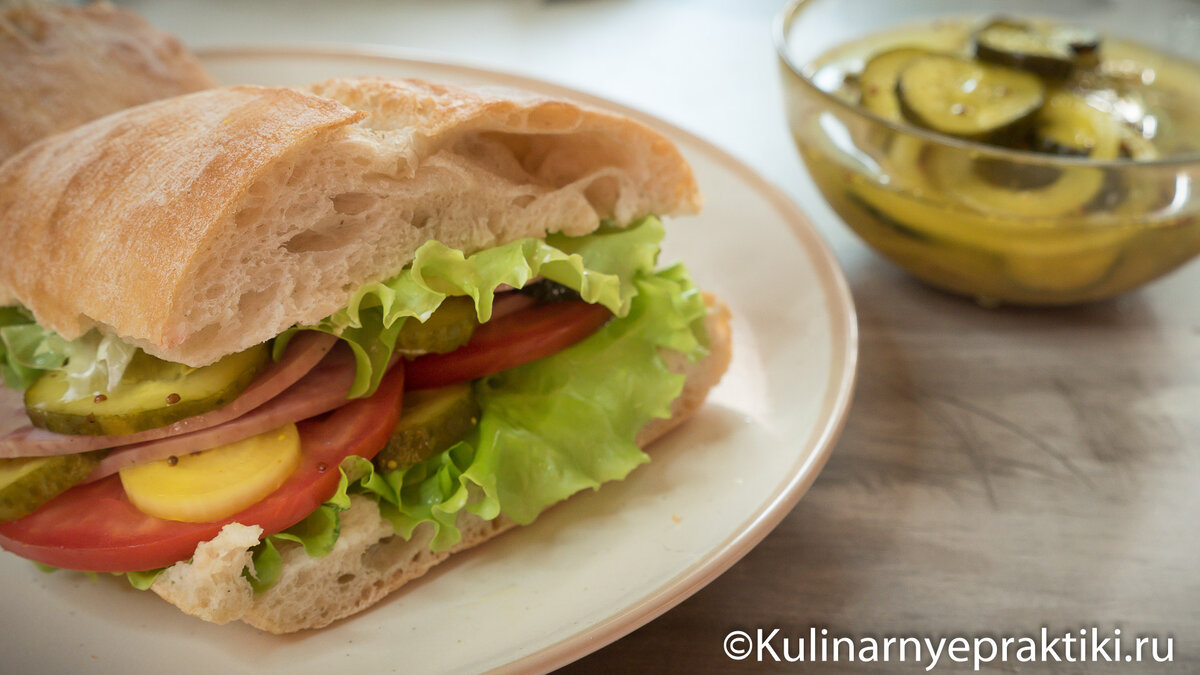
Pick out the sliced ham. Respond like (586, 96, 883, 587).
(0, 332, 338, 458)
(0, 386, 28, 438)
(86, 343, 363, 482)
(491, 291, 536, 320)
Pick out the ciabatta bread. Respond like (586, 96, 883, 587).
(0, 1, 215, 163)
(0, 77, 700, 367)
(151, 299, 731, 633)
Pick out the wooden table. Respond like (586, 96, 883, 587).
(125, 0, 1200, 671)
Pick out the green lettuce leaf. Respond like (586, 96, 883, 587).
(125, 568, 165, 591)
(241, 504, 346, 593)
(363, 264, 708, 550)
(31, 558, 165, 590)
(0, 307, 138, 398)
(242, 538, 283, 594)
(0, 307, 67, 390)
(275, 216, 667, 397)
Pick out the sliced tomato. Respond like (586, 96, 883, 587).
(405, 300, 612, 390)
(0, 363, 405, 573)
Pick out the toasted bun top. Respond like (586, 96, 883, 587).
(0, 1, 216, 164)
(0, 77, 700, 365)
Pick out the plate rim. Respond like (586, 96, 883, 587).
(195, 44, 859, 674)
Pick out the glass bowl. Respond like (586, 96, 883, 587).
(775, 0, 1200, 306)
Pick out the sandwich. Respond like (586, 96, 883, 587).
(0, 77, 732, 633)
(0, 1, 216, 164)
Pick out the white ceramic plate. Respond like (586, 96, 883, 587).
(0, 49, 857, 674)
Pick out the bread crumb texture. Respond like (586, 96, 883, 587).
(151, 522, 262, 625)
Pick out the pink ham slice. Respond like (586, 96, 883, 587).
(86, 342, 362, 482)
(491, 291, 536, 320)
(0, 332, 338, 458)
(0, 386, 29, 438)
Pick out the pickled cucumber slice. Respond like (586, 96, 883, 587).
(395, 296, 477, 356)
(859, 48, 930, 122)
(1055, 25, 1101, 66)
(1033, 89, 1122, 158)
(1005, 246, 1120, 293)
(376, 382, 479, 472)
(974, 20, 1077, 80)
(897, 54, 1045, 141)
(25, 344, 269, 436)
(1119, 128, 1160, 161)
(0, 453, 99, 521)
(848, 175, 1126, 295)
(925, 147, 1105, 219)
(881, 135, 936, 193)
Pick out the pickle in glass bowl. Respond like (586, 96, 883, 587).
(776, 1, 1200, 305)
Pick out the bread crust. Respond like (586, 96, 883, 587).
(0, 2, 216, 164)
(150, 298, 731, 633)
(0, 85, 366, 356)
(0, 78, 700, 367)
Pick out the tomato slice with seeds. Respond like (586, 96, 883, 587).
(0, 363, 405, 573)
(405, 300, 611, 390)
